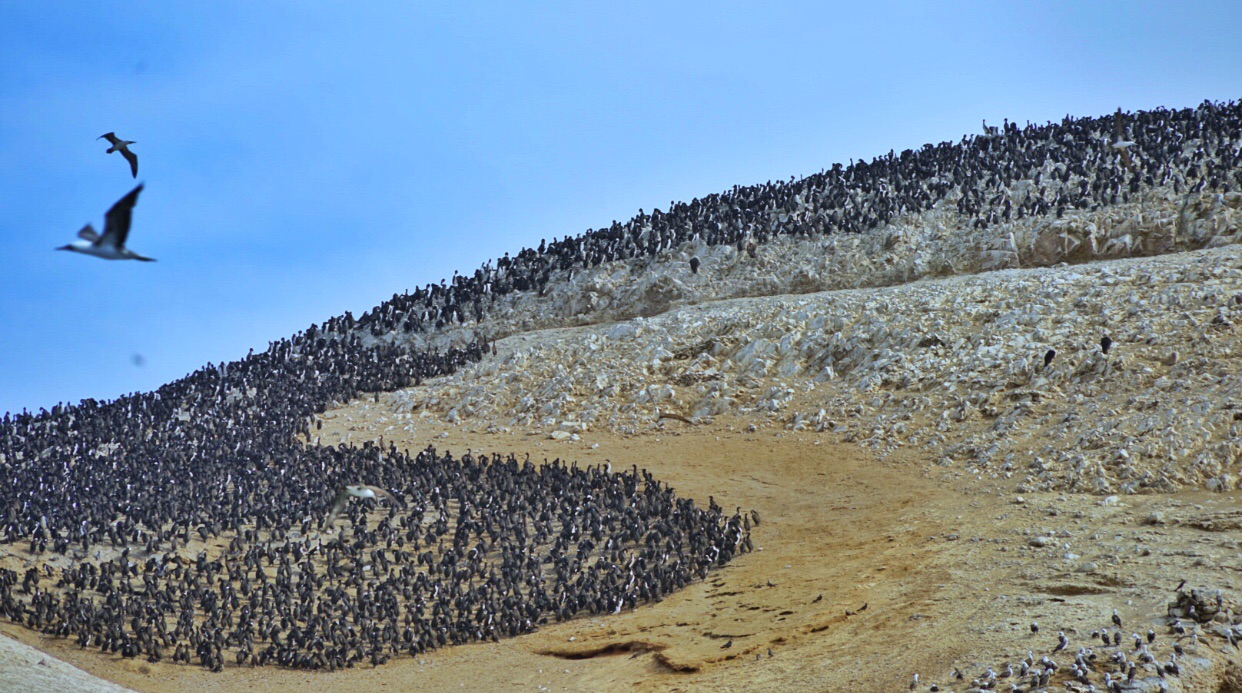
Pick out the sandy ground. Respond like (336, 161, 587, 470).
(7, 414, 1241, 691)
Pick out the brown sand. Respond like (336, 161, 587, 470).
(5, 416, 1240, 691)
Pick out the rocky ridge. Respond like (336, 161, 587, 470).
(390, 186, 1242, 356)
(363, 189, 1242, 496)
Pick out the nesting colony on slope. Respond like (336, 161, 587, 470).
(352, 100, 1242, 354)
(384, 243, 1242, 496)
(0, 323, 746, 671)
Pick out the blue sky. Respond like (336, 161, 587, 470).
(1, 2, 1240, 415)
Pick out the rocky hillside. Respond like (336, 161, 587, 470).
(359, 191, 1242, 496)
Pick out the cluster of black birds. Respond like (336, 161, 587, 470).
(348, 100, 1242, 339)
(0, 322, 751, 671)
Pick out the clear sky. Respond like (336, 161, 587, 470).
(1, 2, 1239, 415)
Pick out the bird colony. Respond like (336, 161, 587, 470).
(3, 100, 1241, 679)
(355, 101, 1242, 357)
(0, 330, 749, 671)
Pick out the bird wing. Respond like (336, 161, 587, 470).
(365, 485, 406, 510)
(77, 224, 99, 242)
(657, 412, 696, 425)
(98, 132, 118, 144)
(120, 147, 138, 178)
(100, 183, 143, 249)
(325, 489, 351, 528)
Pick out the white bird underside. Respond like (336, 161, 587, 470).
(61, 240, 142, 260)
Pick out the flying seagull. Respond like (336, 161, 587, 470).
(98, 132, 139, 178)
(57, 183, 154, 261)
(326, 485, 406, 528)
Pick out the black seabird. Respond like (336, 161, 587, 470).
(99, 132, 139, 177)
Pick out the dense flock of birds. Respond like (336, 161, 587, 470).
(351, 100, 1241, 339)
(2, 100, 1240, 674)
(0, 329, 751, 670)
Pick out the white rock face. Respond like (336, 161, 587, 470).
(378, 187, 1242, 356)
(380, 240, 1242, 495)
(0, 634, 133, 693)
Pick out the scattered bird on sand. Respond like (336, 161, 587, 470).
(1031, 622, 1039, 634)
(1043, 349, 1056, 368)
(1101, 335, 1113, 354)
(57, 183, 154, 261)
(1112, 608, 1123, 628)
(689, 257, 701, 274)
(721, 638, 732, 649)
(326, 484, 406, 527)
(98, 132, 139, 177)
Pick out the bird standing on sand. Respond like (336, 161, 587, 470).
(326, 484, 406, 527)
(99, 133, 139, 178)
(57, 183, 154, 261)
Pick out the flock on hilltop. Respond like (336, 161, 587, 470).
(348, 101, 1240, 340)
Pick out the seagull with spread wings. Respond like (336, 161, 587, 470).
(1110, 108, 1136, 171)
(57, 183, 154, 261)
(98, 132, 139, 178)
(326, 485, 406, 528)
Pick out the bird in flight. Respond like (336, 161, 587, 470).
(57, 183, 154, 261)
(98, 132, 139, 177)
(1110, 109, 1136, 171)
(326, 485, 406, 528)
